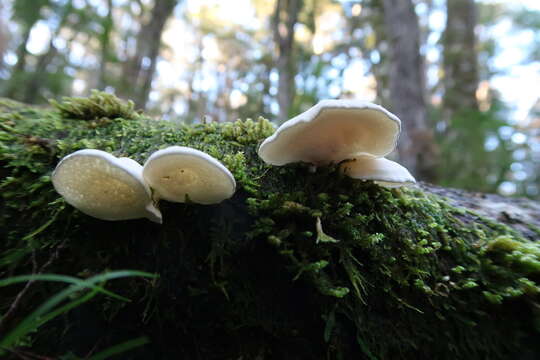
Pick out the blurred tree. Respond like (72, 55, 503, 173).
(272, 0, 302, 123)
(524, 100, 540, 198)
(174, 1, 274, 123)
(435, 2, 525, 196)
(0, 0, 537, 200)
(4, 0, 51, 99)
(98, 0, 113, 90)
(120, 0, 180, 109)
(0, 3, 8, 72)
(343, 1, 391, 105)
(21, 0, 74, 103)
(1, 0, 109, 103)
(183, 29, 206, 123)
(436, 102, 514, 194)
(442, 0, 479, 120)
(291, 1, 347, 109)
(512, 9, 540, 62)
(381, 0, 438, 181)
(513, 9, 540, 198)
(363, 4, 389, 107)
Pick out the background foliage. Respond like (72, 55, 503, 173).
(0, 0, 539, 197)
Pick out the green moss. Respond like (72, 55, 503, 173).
(50, 90, 139, 121)
(1, 92, 539, 359)
(486, 235, 540, 274)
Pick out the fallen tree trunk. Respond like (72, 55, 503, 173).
(0, 93, 539, 359)
(419, 183, 540, 240)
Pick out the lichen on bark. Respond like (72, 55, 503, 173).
(0, 92, 539, 359)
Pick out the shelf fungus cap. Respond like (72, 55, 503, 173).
(340, 155, 416, 188)
(52, 149, 162, 223)
(142, 146, 236, 204)
(258, 99, 401, 166)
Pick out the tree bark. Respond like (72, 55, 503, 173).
(272, 0, 301, 123)
(346, 2, 391, 107)
(184, 31, 207, 123)
(419, 182, 540, 240)
(4, 0, 52, 99)
(22, 44, 59, 103)
(381, 0, 438, 182)
(0, 4, 7, 73)
(442, 0, 479, 118)
(97, 0, 114, 90)
(4, 27, 32, 99)
(120, 0, 179, 109)
(22, 0, 74, 104)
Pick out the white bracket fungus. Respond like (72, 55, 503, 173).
(258, 99, 401, 166)
(52, 149, 162, 223)
(339, 155, 416, 188)
(258, 99, 415, 187)
(142, 146, 236, 205)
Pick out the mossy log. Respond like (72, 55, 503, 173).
(1, 92, 539, 359)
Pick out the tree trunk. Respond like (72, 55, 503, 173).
(381, 0, 438, 182)
(353, 3, 392, 107)
(4, 0, 55, 100)
(135, 0, 178, 109)
(419, 182, 540, 239)
(21, 0, 75, 103)
(442, 0, 479, 118)
(120, 0, 179, 109)
(184, 32, 205, 123)
(0, 94, 539, 359)
(3, 27, 32, 99)
(97, 0, 114, 90)
(0, 4, 7, 72)
(22, 44, 59, 103)
(272, 0, 301, 123)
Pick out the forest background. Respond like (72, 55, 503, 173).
(0, 0, 539, 198)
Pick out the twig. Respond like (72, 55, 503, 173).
(0, 346, 56, 360)
(83, 339, 102, 359)
(0, 238, 68, 333)
(0, 251, 38, 332)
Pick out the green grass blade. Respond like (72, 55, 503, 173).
(36, 287, 101, 328)
(0, 274, 131, 301)
(87, 336, 150, 360)
(0, 270, 157, 352)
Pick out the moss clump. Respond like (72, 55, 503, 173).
(49, 90, 139, 121)
(1, 92, 539, 359)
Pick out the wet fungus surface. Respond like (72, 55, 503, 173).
(258, 99, 415, 187)
(143, 146, 236, 205)
(52, 149, 162, 223)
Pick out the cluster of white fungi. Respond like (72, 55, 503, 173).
(53, 99, 415, 223)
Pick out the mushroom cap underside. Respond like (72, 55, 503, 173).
(52, 149, 161, 222)
(340, 156, 416, 187)
(142, 146, 236, 204)
(258, 100, 401, 166)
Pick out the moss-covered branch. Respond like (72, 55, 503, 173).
(1, 92, 539, 359)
